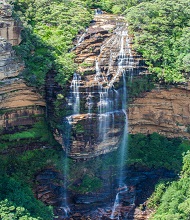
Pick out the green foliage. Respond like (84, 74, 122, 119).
(148, 181, 168, 209)
(127, 75, 155, 100)
(67, 133, 189, 194)
(128, 133, 190, 172)
(0, 199, 41, 220)
(13, 0, 92, 88)
(71, 175, 102, 193)
(149, 151, 190, 220)
(0, 147, 62, 219)
(75, 124, 85, 134)
(85, 0, 151, 14)
(0, 177, 52, 220)
(181, 151, 190, 178)
(3, 149, 62, 183)
(79, 62, 94, 68)
(125, 0, 190, 83)
(0, 118, 57, 151)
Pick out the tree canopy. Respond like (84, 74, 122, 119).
(13, 0, 92, 87)
(125, 0, 190, 83)
(148, 152, 190, 219)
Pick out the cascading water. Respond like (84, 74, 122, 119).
(61, 72, 81, 217)
(70, 72, 81, 115)
(70, 28, 88, 51)
(95, 8, 103, 15)
(61, 157, 70, 218)
(87, 91, 93, 115)
(110, 28, 134, 219)
(98, 87, 114, 143)
(60, 14, 138, 218)
(110, 72, 128, 219)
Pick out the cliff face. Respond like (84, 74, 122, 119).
(128, 83, 190, 139)
(0, 3, 45, 140)
(55, 13, 146, 159)
(0, 3, 21, 46)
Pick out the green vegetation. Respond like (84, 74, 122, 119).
(127, 75, 155, 100)
(1, 149, 62, 183)
(148, 152, 190, 220)
(0, 119, 57, 150)
(0, 199, 41, 220)
(0, 177, 52, 220)
(75, 123, 85, 134)
(125, 0, 190, 83)
(84, 0, 151, 14)
(128, 133, 188, 172)
(13, 0, 92, 88)
(0, 117, 63, 219)
(0, 147, 63, 219)
(67, 133, 190, 194)
(79, 62, 94, 68)
(71, 174, 102, 193)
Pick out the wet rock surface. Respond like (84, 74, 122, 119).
(35, 167, 175, 220)
(55, 13, 146, 159)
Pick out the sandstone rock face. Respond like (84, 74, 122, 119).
(59, 14, 146, 159)
(128, 83, 190, 139)
(0, 78, 45, 130)
(0, 37, 23, 80)
(0, 2, 22, 46)
(0, 2, 45, 136)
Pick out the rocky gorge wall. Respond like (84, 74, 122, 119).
(54, 13, 147, 159)
(128, 83, 190, 139)
(53, 12, 190, 159)
(1, 4, 189, 220)
(1, 1, 190, 155)
(0, 2, 21, 46)
(0, 2, 45, 143)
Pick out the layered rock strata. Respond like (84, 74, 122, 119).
(0, 2, 21, 45)
(128, 83, 190, 139)
(0, 2, 45, 138)
(59, 14, 146, 159)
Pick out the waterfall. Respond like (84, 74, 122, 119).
(110, 28, 132, 219)
(70, 28, 88, 51)
(110, 185, 128, 219)
(61, 72, 81, 217)
(95, 8, 103, 15)
(59, 13, 139, 219)
(110, 73, 128, 219)
(87, 91, 93, 115)
(70, 73, 81, 115)
(77, 31, 86, 46)
(61, 157, 70, 218)
(61, 118, 71, 218)
(95, 60, 106, 82)
(119, 72, 128, 186)
(98, 87, 113, 143)
(110, 192, 120, 219)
